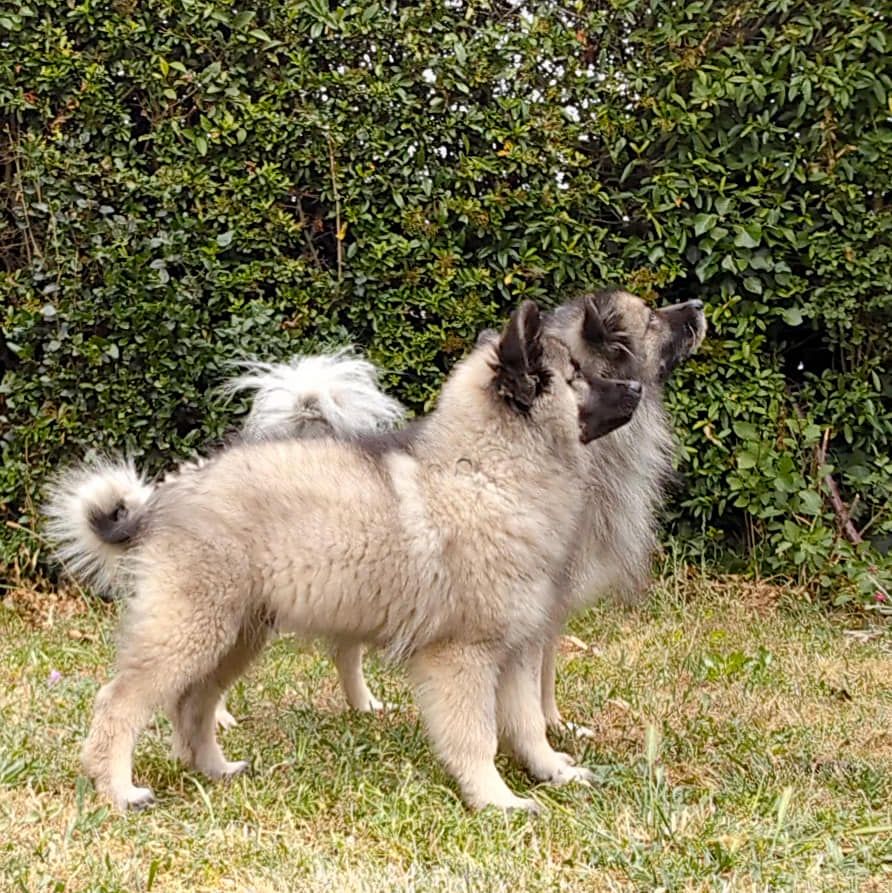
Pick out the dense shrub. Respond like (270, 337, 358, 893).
(2, 1, 890, 600)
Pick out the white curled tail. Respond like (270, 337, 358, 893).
(43, 458, 153, 598)
(225, 349, 405, 440)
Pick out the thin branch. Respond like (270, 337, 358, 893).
(6, 125, 38, 264)
(294, 194, 322, 269)
(326, 134, 343, 282)
(816, 427, 863, 545)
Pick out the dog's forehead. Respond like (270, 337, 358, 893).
(609, 290, 648, 323)
(543, 333, 571, 360)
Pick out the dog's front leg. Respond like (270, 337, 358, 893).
(499, 641, 594, 786)
(407, 642, 539, 812)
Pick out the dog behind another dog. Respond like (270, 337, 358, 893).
(46, 301, 643, 812)
(540, 291, 707, 730)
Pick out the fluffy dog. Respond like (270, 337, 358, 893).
(46, 350, 405, 725)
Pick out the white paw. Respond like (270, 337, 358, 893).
(563, 721, 595, 740)
(215, 706, 238, 730)
(119, 785, 155, 811)
(545, 763, 595, 787)
(478, 795, 542, 814)
(220, 759, 251, 779)
(355, 694, 385, 712)
(548, 716, 595, 739)
(471, 790, 543, 814)
(349, 691, 398, 713)
(504, 796, 543, 814)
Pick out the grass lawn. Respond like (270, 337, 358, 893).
(1, 570, 890, 892)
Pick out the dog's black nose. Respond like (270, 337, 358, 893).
(627, 380, 642, 394)
(689, 299, 704, 310)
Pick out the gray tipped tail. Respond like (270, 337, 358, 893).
(224, 349, 405, 441)
(43, 458, 153, 598)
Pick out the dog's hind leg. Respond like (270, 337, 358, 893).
(499, 643, 594, 787)
(81, 672, 159, 811)
(331, 639, 384, 712)
(407, 643, 539, 813)
(82, 635, 234, 811)
(82, 571, 251, 810)
(171, 622, 269, 779)
(214, 698, 238, 730)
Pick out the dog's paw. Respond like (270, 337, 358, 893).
(470, 788, 543, 814)
(478, 795, 542, 815)
(563, 721, 595, 740)
(505, 796, 543, 815)
(548, 717, 595, 740)
(544, 764, 595, 788)
(355, 693, 385, 712)
(215, 706, 238, 730)
(349, 691, 398, 713)
(220, 759, 251, 779)
(120, 786, 155, 811)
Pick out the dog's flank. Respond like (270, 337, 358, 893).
(67, 301, 641, 812)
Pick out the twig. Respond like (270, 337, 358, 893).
(816, 427, 863, 545)
(326, 134, 343, 282)
(7, 125, 38, 264)
(294, 194, 321, 269)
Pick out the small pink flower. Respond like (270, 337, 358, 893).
(48, 669, 62, 686)
(875, 591, 888, 603)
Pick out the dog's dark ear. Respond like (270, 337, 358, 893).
(494, 300, 547, 411)
(582, 294, 609, 345)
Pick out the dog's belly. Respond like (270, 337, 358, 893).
(263, 546, 553, 661)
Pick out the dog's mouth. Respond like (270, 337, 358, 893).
(578, 379, 642, 443)
(685, 312, 708, 350)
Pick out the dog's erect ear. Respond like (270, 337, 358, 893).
(494, 300, 547, 411)
(582, 292, 635, 361)
(582, 294, 609, 345)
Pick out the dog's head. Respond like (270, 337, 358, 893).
(548, 290, 707, 388)
(444, 301, 642, 448)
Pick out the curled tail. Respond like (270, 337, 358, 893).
(43, 458, 153, 598)
(225, 349, 405, 441)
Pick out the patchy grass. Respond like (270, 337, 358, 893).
(1, 572, 890, 892)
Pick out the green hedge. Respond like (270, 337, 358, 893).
(2, 1, 890, 601)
